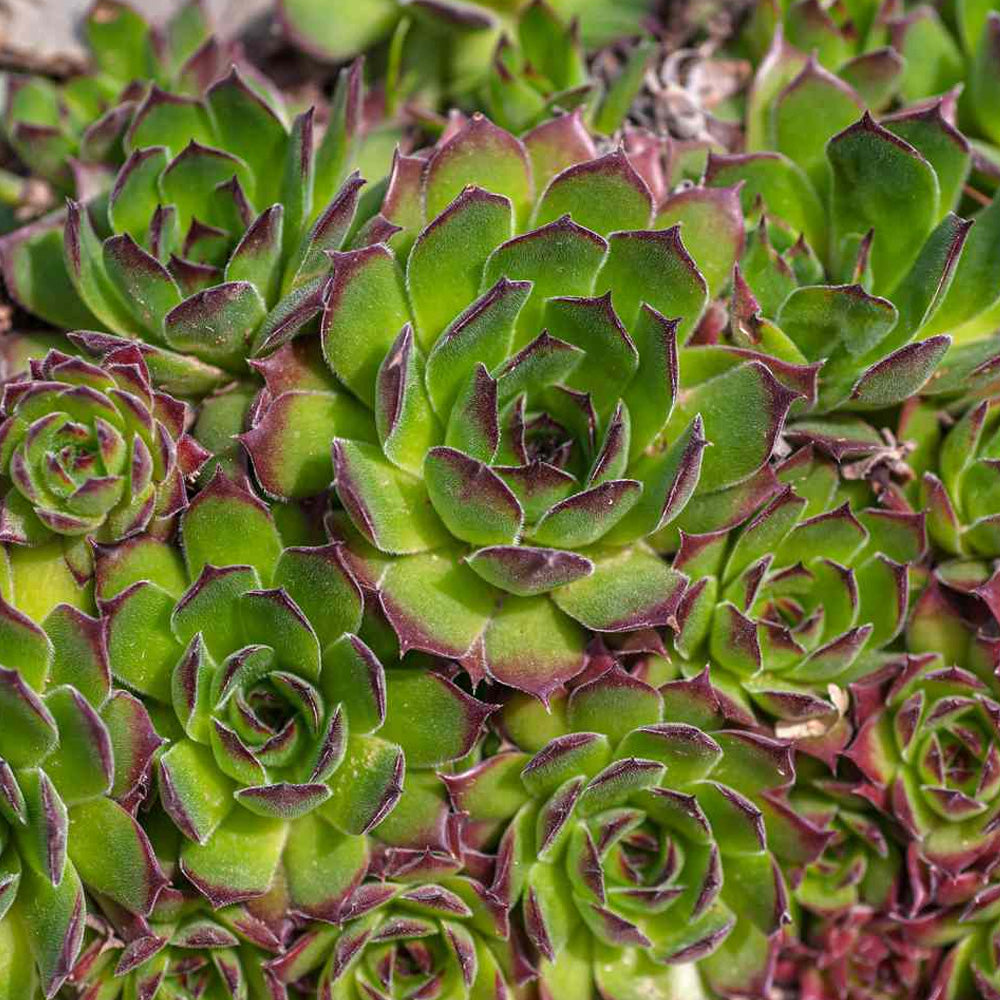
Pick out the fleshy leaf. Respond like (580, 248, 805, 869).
(827, 113, 939, 294)
(333, 439, 449, 554)
(406, 187, 513, 348)
(181, 809, 286, 907)
(534, 149, 653, 235)
(380, 671, 494, 768)
(669, 362, 797, 493)
(654, 186, 745, 296)
(321, 244, 412, 407)
(552, 546, 688, 632)
(424, 446, 524, 546)
(424, 114, 533, 225)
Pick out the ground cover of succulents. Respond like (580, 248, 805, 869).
(4, 0, 1000, 997)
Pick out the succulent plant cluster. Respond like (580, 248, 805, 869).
(278, 0, 657, 108)
(4, 0, 1000, 998)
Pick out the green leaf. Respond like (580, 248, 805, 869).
(895, 5, 965, 104)
(704, 151, 826, 256)
(206, 69, 288, 206)
(594, 228, 707, 343)
(279, 109, 316, 262)
(482, 216, 607, 348)
(883, 105, 971, 219)
(226, 206, 285, 307)
(540, 294, 639, 416)
(333, 440, 449, 554)
(775, 284, 897, 363)
(314, 60, 363, 208)
(878, 213, 971, 351)
(0, 912, 36, 1000)
(424, 447, 523, 546)
(375, 551, 494, 659)
(529, 481, 642, 549)
(108, 147, 170, 244)
(407, 187, 513, 349)
(279, 0, 398, 61)
(552, 546, 687, 631)
(171, 566, 255, 665)
(64, 200, 135, 335)
(86, 0, 154, 81)
(670, 362, 797, 493)
(425, 115, 533, 226)
(773, 57, 862, 194)
(0, 665, 56, 767)
(445, 363, 499, 464)
(284, 813, 369, 921)
(240, 588, 321, 679)
(827, 113, 939, 295)
(283, 173, 363, 295)
(654, 186, 745, 297)
(594, 39, 656, 134)
(972, 15, 1000, 144)
(483, 594, 587, 701)
(784, 0, 852, 69)
(165, 0, 210, 71)
(522, 111, 598, 191)
(839, 50, 904, 112)
(274, 545, 363, 647)
(41, 687, 112, 803)
(322, 734, 403, 836)
(604, 414, 707, 543)
(534, 149, 652, 236)
(322, 634, 385, 734)
(181, 472, 282, 585)
(159, 141, 252, 235)
(67, 797, 164, 913)
(43, 605, 110, 707)
(159, 738, 235, 844)
(180, 809, 286, 907)
(847, 336, 951, 409)
(0, 218, 99, 330)
(381, 670, 493, 767)
(924, 188, 1000, 335)
(321, 244, 411, 407)
(745, 32, 807, 151)
(103, 233, 181, 340)
(15, 859, 83, 997)
(0, 600, 51, 692)
(241, 388, 377, 499)
(125, 88, 215, 157)
(425, 279, 531, 416)
(103, 583, 178, 703)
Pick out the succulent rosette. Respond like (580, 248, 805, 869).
(68, 879, 288, 1000)
(669, 443, 925, 735)
(745, 0, 1000, 159)
(784, 755, 902, 920)
(0, 596, 165, 999)
(0, 52, 367, 349)
(844, 651, 1000, 879)
(279, 0, 655, 82)
(93, 470, 494, 918)
(1, 0, 229, 198)
(442, 666, 796, 998)
(898, 852, 1000, 1000)
(266, 845, 524, 999)
(776, 908, 941, 1000)
(243, 113, 806, 702)
(902, 397, 1000, 560)
(0, 346, 207, 568)
(700, 40, 1000, 432)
